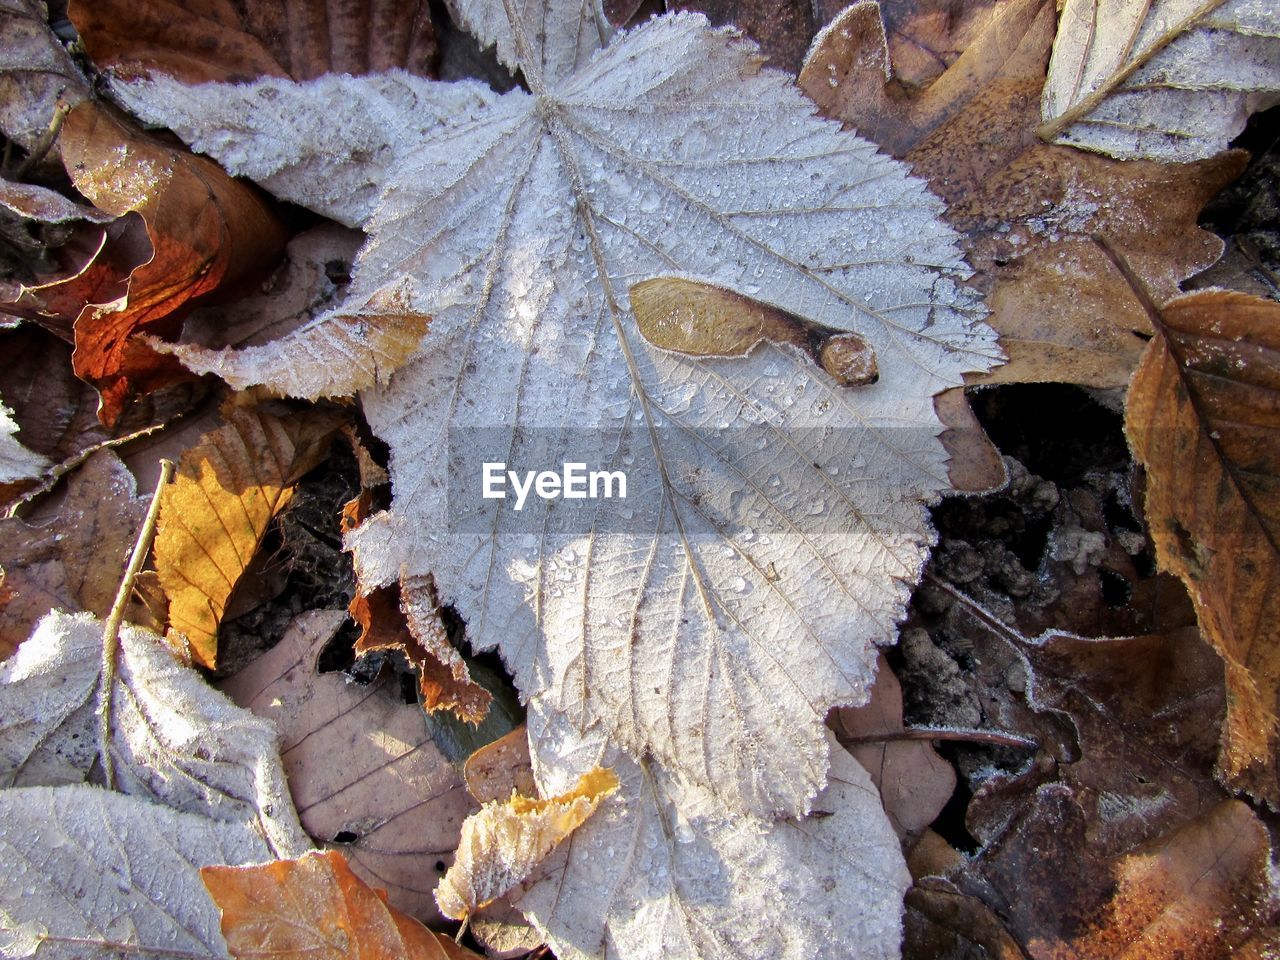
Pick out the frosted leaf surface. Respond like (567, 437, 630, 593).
(0, 400, 48, 484)
(516, 709, 911, 960)
(344, 12, 1000, 817)
(0, 784, 269, 959)
(1041, 0, 1280, 160)
(447, 0, 614, 85)
(0, 610, 309, 858)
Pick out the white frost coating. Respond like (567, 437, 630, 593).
(0, 400, 47, 484)
(344, 12, 999, 819)
(448, 0, 614, 85)
(518, 709, 911, 960)
(113, 71, 500, 228)
(0, 610, 311, 858)
(0, 785, 269, 959)
(1042, 0, 1280, 161)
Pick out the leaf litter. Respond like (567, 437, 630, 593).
(0, 0, 1279, 957)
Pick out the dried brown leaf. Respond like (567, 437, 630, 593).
(202, 850, 471, 960)
(220, 610, 476, 923)
(799, 0, 1245, 387)
(0, 0, 88, 158)
(0, 449, 146, 656)
(154, 405, 341, 667)
(1124, 286, 1280, 804)
(666, 0, 815, 74)
(436, 767, 620, 921)
(59, 100, 288, 424)
(71, 0, 438, 84)
(829, 653, 956, 838)
(464, 724, 538, 805)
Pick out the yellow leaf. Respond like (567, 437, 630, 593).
(154, 405, 341, 668)
(436, 767, 620, 921)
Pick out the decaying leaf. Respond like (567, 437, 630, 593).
(221, 610, 476, 922)
(0, 609, 311, 856)
(667, 0, 818, 74)
(0, 450, 145, 656)
(1039, 0, 1280, 161)
(437, 766, 619, 921)
(0, 784, 275, 960)
(800, 0, 1245, 387)
(464, 724, 539, 804)
(0, 0, 87, 158)
(1123, 286, 1280, 804)
(349, 584, 493, 724)
(155, 404, 341, 668)
(203, 850, 472, 960)
(59, 100, 288, 423)
(830, 652, 956, 837)
(71, 0, 438, 84)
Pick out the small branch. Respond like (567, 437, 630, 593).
(843, 726, 1038, 751)
(97, 458, 174, 790)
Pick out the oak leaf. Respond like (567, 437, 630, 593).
(437, 766, 619, 921)
(1123, 286, 1280, 803)
(59, 100, 288, 424)
(154, 404, 342, 668)
(0, 785, 280, 960)
(0, 450, 146, 657)
(0, 609, 310, 856)
(203, 850, 478, 960)
(800, 0, 1245, 387)
(1038, 0, 1280, 161)
(220, 610, 476, 923)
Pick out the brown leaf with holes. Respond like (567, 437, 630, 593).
(799, 0, 1245, 387)
(71, 0, 437, 84)
(1123, 287, 1280, 804)
(203, 849, 480, 960)
(0, 449, 146, 656)
(220, 610, 476, 923)
(59, 100, 288, 424)
(154, 404, 341, 668)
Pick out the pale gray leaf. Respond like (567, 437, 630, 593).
(0, 610, 309, 858)
(0, 401, 48, 485)
(1041, 0, 1280, 160)
(0, 784, 269, 959)
(515, 709, 910, 960)
(447, 0, 614, 86)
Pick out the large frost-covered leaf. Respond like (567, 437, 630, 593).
(117, 11, 999, 821)
(1039, 0, 1280, 161)
(0, 610, 309, 857)
(0, 784, 270, 959)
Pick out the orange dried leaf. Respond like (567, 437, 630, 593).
(463, 725, 537, 805)
(154, 405, 340, 668)
(1124, 287, 1280, 803)
(71, 0, 438, 84)
(202, 849, 473, 960)
(59, 100, 288, 424)
(436, 767, 620, 921)
(799, 0, 1244, 388)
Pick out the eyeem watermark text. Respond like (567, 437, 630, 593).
(482, 462, 627, 511)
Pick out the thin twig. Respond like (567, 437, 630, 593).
(453, 916, 471, 945)
(842, 726, 1038, 751)
(97, 458, 174, 790)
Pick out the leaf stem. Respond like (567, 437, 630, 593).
(843, 727, 1037, 750)
(98, 458, 174, 790)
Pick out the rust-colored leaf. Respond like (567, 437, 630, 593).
(463, 725, 537, 805)
(1123, 286, 1280, 804)
(0, 449, 147, 656)
(202, 849, 475, 960)
(59, 100, 288, 424)
(71, 0, 438, 84)
(220, 611, 476, 923)
(154, 404, 341, 668)
(435, 767, 620, 922)
(799, 0, 1245, 388)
